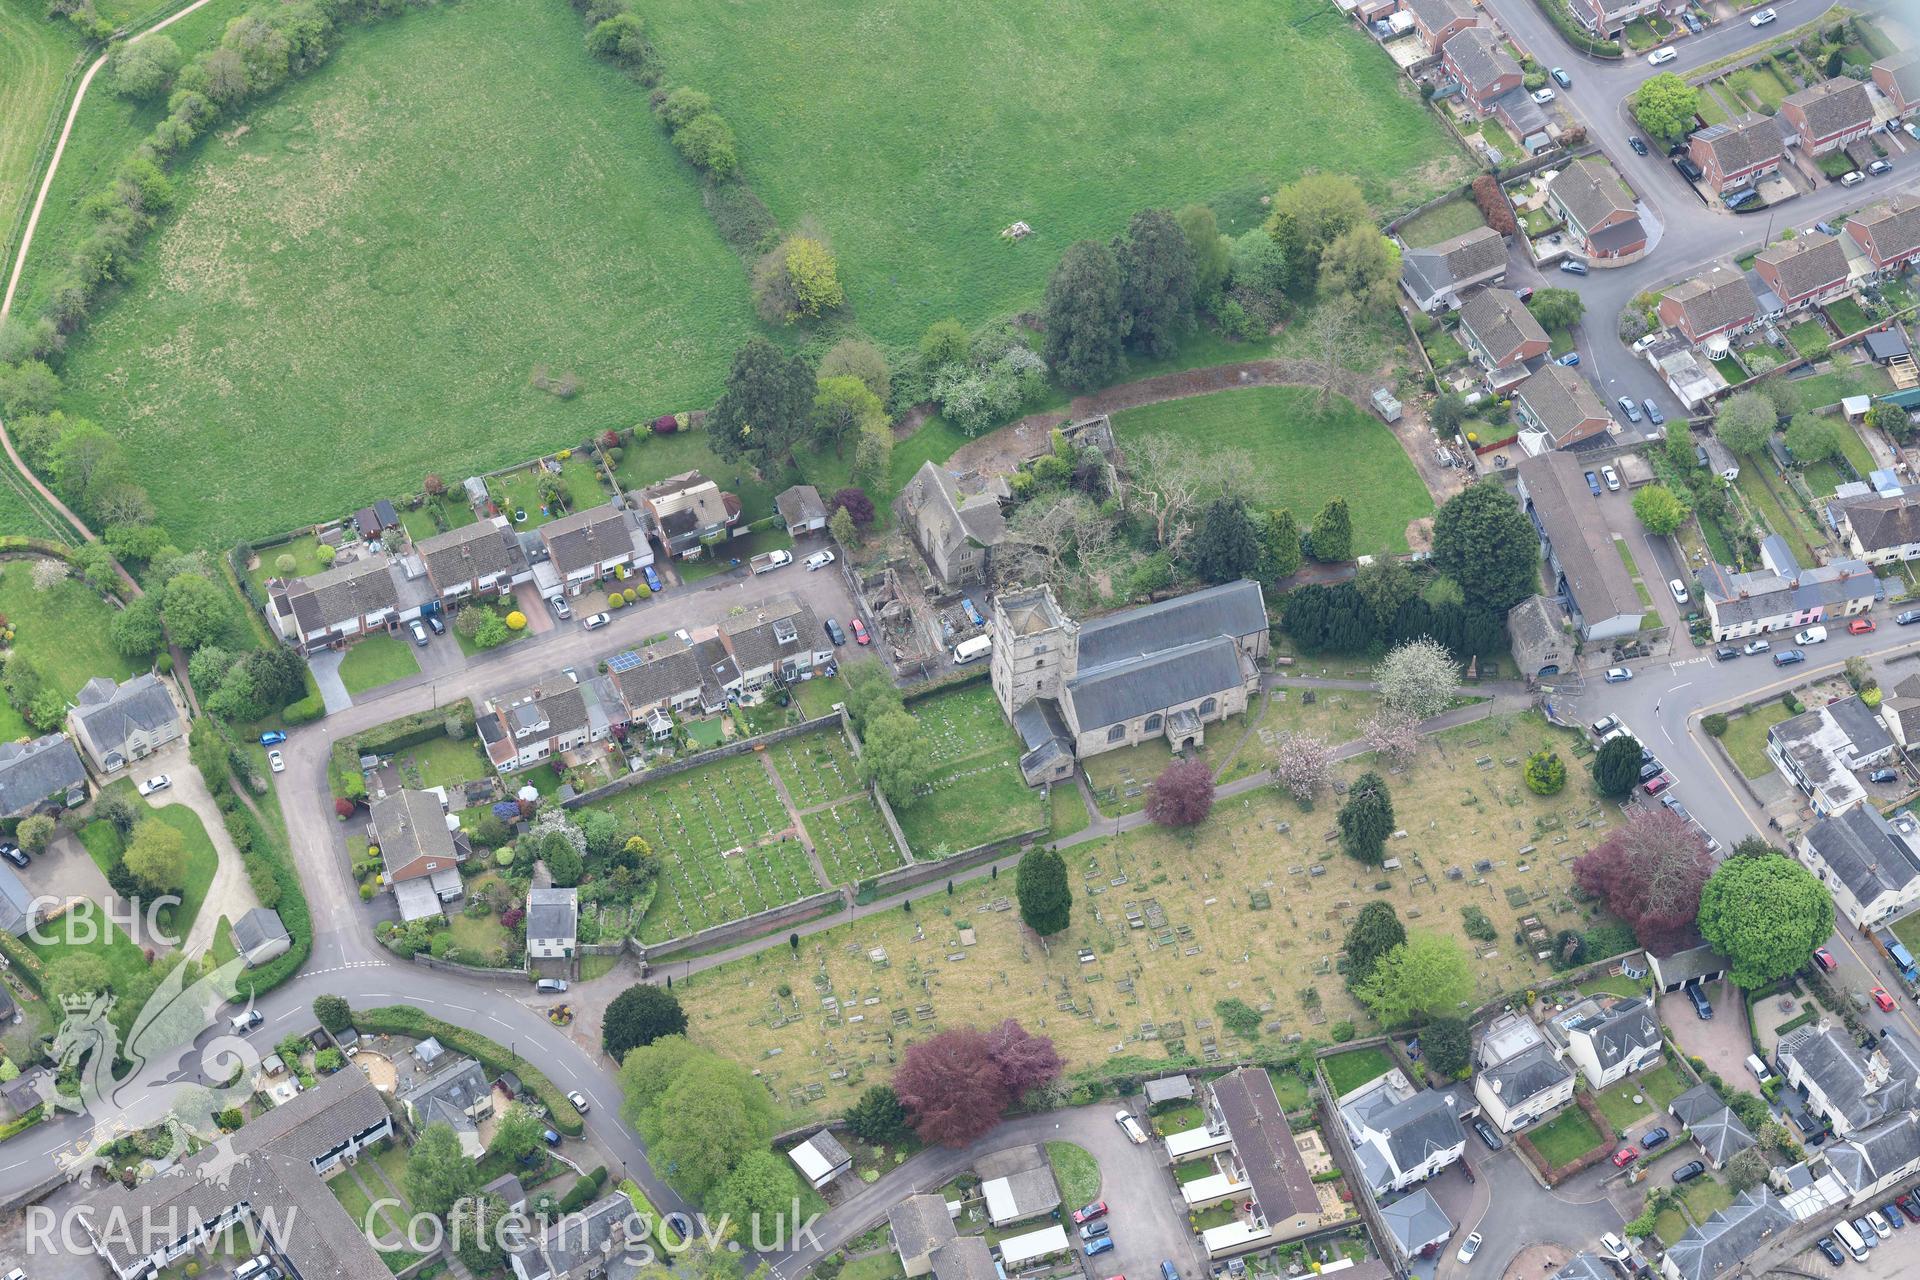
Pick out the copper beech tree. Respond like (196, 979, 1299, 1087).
(894, 1020, 1063, 1146)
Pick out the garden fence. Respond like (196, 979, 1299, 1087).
(561, 711, 849, 811)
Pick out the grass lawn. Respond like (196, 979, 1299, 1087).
(1803, 459, 1845, 496)
(1049, 785, 1091, 840)
(1833, 420, 1877, 479)
(27, 901, 154, 991)
(1113, 387, 1432, 555)
(839, 1256, 906, 1280)
(388, 733, 492, 791)
(0, 0, 82, 269)
(398, 496, 477, 545)
(145, 801, 221, 942)
(1590, 1061, 1685, 1132)
(1047, 1141, 1101, 1206)
(1825, 297, 1871, 338)
(1322, 1048, 1394, 1097)
(337, 636, 420, 696)
(0, 560, 140, 739)
(1784, 364, 1894, 414)
(1423, 330, 1468, 370)
(211, 916, 238, 966)
(1529, 1106, 1605, 1167)
(1733, 465, 1822, 568)
(614, 430, 790, 533)
(1786, 321, 1831, 361)
(78, 819, 123, 880)
(893, 684, 1045, 856)
(1712, 355, 1746, 384)
(39, 0, 761, 551)
(1721, 701, 1795, 779)
(1892, 912, 1920, 954)
(1678, 1176, 1734, 1224)
(792, 674, 847, 720)
(248, 536, 333, 594)
(645, 0, 1465, 346)
(447, 911, 515, 965)
(1398, 196, 1486, 249)
(453, 604, 531, 658)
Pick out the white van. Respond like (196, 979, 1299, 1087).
(1794, 625, 1827, 645)
(1745, 1053, 1774, 1084)
(1115, 1110, 1149, 1145)
(1834, 1219, 1869, 1262)
(952, 635, 993, 665)
(236, 1256, 274, 1280)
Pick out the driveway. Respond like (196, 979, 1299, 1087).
(29, 829, 117, 932)
(307, 649, 352, 714)
(414, 628, 466, 679)
(1660, 979, 1749, 1083)
(139, 740, 260, 957)
(1437, 1144, 1624, 1280)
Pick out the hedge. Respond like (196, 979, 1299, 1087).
(0, 931, 46, 996)
(1530, 0, 1622, 56)
(329, 705, 476, 794)
(352, 1005, 586, 1135)
(224, 798, 310, 998)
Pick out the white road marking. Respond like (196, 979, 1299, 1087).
(274, 1008, 298, 1023)
(446, 1004, 475, 1014)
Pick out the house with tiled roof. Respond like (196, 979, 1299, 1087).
(1513, 364, 1613, 452)
(774, 483, 829, 534)
(637, 470, 734, 558)
(1668, 1083, 1756, 1168)
(1782, 78, 1875, 154)
(67, 673, 182, 775)
(1336, 1071, 1467, 1195)
(1797, 803, 1920, 927)
(368, 789, 470, 922)
(612, 641, 705, 733)
(1547, 994, 1661, 1088)
(1406, 0, 1478, 53)
(400, 1055, 494, 1158)
(1400, 226, 1508, 313)
(1754, 234, 1852, 312)
(269, 554, 405, 652)
(1575, 0, 1659, 39)
(1458, 286, 1549, 388)
(510, 1190, 641, 1280)
(720, 598, 829, 690)
(1515, 452, 1642, 642)
(1443, 28, 1521, 114)
(1657, 265, 1760, 344)
(1192, 1068, 1328, 1256)
(1658, 1188, 1792, 1280)
(527, 883, 578, 959)
(418, 516, 530, 603)
(539, 503, 639, 593)
(1546, 159, 1645, 260)
(1832, 488, 1920, 565)
(0, 731, 85, 819)
(479, 682, 598, 774)
(1687, 116, 1784, 195)
(1874, 49, 1920, 117)
(1846, 195, 1920, 276)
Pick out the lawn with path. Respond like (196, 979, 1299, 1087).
(0, 0, 81, 270)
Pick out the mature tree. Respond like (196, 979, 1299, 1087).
(1318, 225, 1399, 311)
(829, 487, 876, 528)
(406, 1123, 479, 1217)
(603, 984, 687, 1061)
(828, 506, 858, 549)
(713, 1149, 807, 1234)
(783, 236, 844, 317)
(1271, 731, 1335, 803)
(708, 338, 815, 474)
(619, 1039, 777, 1202)
(1176, 203, 1230, 300)
(1338, 772, 1396, 865)
(15, 814, 54, 854)
(1592, 734, 1646, 798)
(1310, 496, 1353, 562)
(125, 819, 187, 894)
(1724, 1147, 1771, 1195)
(161, 572, 231, 649)
(449, 1192, 509, 1274)
(920, 318, 970, 369)
(1423, 1015, 1472, 1079)
(1343, 901, 1406, 986)
(1264, 508, 1303, 580)
(1633, 484, 1687, 536)
(1697, 850, 1835, 988)
(846, 1084, 910, 1146)
(47, 950, 111, 1003)
(1632, 73, 1700, 142)
(1353, 556, 1418, 627)
(1715, 392, 1777, 457)
(860, 709, 934, 807)
(811, 375, 886, 456)
(1375, 637, 1459, 722)
(842, 660, 904, 736)
(1574, 806, 1714, 950)
(312, 994, 351, 1034)
(1432, 481, 1539, 612)
(487, 1103, 546, 1167)
(541, 839, 584, 889)
(1116, 208, 1196, 357)
(894, 1020, 1060, 1146)
(1264, 173, 1370, 289)
(1362, 709, 1422, 770)
(1015, 848, 1071, 936)
(110, 35, 184, 100)
(1042, 240, 1129, 390)
(1357, 932, 1475, 1024)
(1146, 759, 1215, 828)
(1123, 434, 1206, 553)
(1529, 287, 1585, 333)
(1865, 402, 1910, 441)
(1310, 298, 1360, 407)
(1784, 413, 1842, 464)
(819, 338, 890, 402)
(1188, 496, 1261, 583)
(852, 420, 892, 491)
(985, 1018, 1064, 1096)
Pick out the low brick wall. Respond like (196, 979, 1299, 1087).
(642, 889, 846, 963)
(1513, 1090, 1617, 1187)
(409, 952, 526, 980)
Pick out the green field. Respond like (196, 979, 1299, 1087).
(892, 683, 1045, 856)
(0, 0, 80, 271)
(1113, 387, 1433, 554)
(645, 0, 1466, 345)
(45, 0, 760, 550)
(0, 557, 139, 741)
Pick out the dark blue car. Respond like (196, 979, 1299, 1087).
(642, 564, 663, 593)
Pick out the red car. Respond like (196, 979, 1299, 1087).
(850, 617, 870, 645)
(1873, 986, 1897, 1012)
(1850, 617, 1876, 635)
(1612, 1145, 1640, 1167)
(1813, 947, 1837, 972)
(1643, 774, 1672, 796)
(1073, 1200, 1108, 1225)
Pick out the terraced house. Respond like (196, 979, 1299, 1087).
(1512, 364, 1613, 452)
(479, 682, 603, 774)
(1781, 77, 1874, 155)
(1656, 264, 1759, 345)
(1831, 488, 1920, 565)
(1795, 803, 1920, 927)
(1546, 159, 1645, 260)
(539, 503, 641, 594)
(1696, 539, 1875, 641)
(1846, 195, 1920, 277)
(1457, 286, 1549, 390)
(1686, 115, 1784, 196)
(418, 515, 530, 602)
(1514, 452, 1645, 641)
(1753, 233, 1852, 314)
(1400, 225, 1508, 312)
(269, 553, 409, 652)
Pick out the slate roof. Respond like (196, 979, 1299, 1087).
(400, 1055, 492, 1133)
(1460, 286, 1548, 364)
(483, 1172, 527, 1209)
(1378, 1187, 1453, 1256)
(1480, 1042, 1572, 1106)
(0, 1067, 46, 1117)
(1444, 26, 1518, 91)
(900, 460, 1009, 559)
(418, 517, 526, 587)
(540, 504, 635, 576)
(1836, 1111, 1920, 1192)
(931, 1237, 998, 1280)
(1653, 942, 1728, 986)
(1549, 158, 1636, 233)
(1375, 1089, 1465, 1175)
(369, 789, 460, 881)
(1666, 264, 1759, 337)
(1831, 693, 1896, 757)
(1519, 452, 1641, 626)
(1014, 696, 1074, 780)
(1778, 1023, 1920, 1130)
(0, 732, 84, 817)
(231, 906, 290, 954)
(1697, 557, 1875, 628)
(1668, 1084, 1756, 1163)
(1075, 580, 1266, 670)
(1407, 0, 1476, 34)
(1144, 1074, 1194, 1104)
(1850, 194, 1920, 262)
(1661, 1188, 1792, 1280)
(1571, 997, 1660, 1069)
(1213, 1067, 1320, 1222)
(975, 1143, 1049, 1181)
(889, 1193, 957, 1260)
(518, 1191, 636, 1280)
(1515, 364, 1610, 447)
(775, 484, 828, 528)
(1553, 1255, 1616, 1280)
(1067, 636, 1243, 729)
(0, 861, 31, 937)
(1401, 226, 1507, 302)
(1784, 78, 1874, 139)
(1755, 234, 1849, 300)
(70, 673, 180, 764)
(1693, 116, 1783, 177)
(527, 884, 578, 944)
(285, 555, 399, 634)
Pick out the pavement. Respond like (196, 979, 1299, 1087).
(1658, 978, 1750, 1084)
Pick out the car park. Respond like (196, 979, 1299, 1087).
(1585, 471, 1603, 496)
(1868, 159, 1892, 176)
(1601, 466, 1620, 491)
(1648, 47, 1677, 65)
(1560, 258, 1589, 275)
(1081, 1222, 1111, 1241)
(1073, 1201, 1108, 1224)
(1870, 768, 1899, 783)
(1472, 1117, 1503, 1150)
(139, 774, 171, 796)
(1643, 774, 1672, 796)
(1641, 1126, 1670, 1149)
(804, 550, 836, 570)
(1750, 7, 1776, 23)
(1531, 88, 1554, 103)
(1629, 135, 1649, 156)
(1850, 617, 1876, 634)
(1873, 986, 1897, 1012)
(1669, 578, 1688, 604)
(1, 846, 26, 870)
(268, 749, 285, 773)
(642, 564, 663, 593)
(1643, 399, 1664, 425)
(825, 618, 847, 646)
(1086, 1238, 1115, 1258)
(1551, 67, 1571, 88)
(850, 618, 870, 645)
(1814, 947, 1837, 971)
(1685, 983, 1713, 1020)
(1672, 1160, 1707, 1182)
(582, 612, 611, 631)
(1612, 1145, 1640, 1167)
(1743, 638, 1771, 654)
(1618, 396, 1643, 423)
(1816, 1237, 1846, 1266)
(1605, 666, 1632, 682)
(409, 618, 429, 646)
(1715, 645, 1739, 661)
(1557, 351, 1581, 366)
(1774, 649, 1805, 666)
(260, 730, 287, 746)
(1457, 1233, 1481, 1265)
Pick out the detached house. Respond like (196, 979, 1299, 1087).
(1548, 995, 1661, 1088)
(540, 504, 639, 594)
(270, 555, 403, 652)
(1656, 265, 1760, 344)
(637, 471, 735, 558)
(418, 517, 529, 603)
(1687, 116, 1784, 195)
(1833, 489, 1920, 565)
(1474, 1011, 1575, 1133)
(369, 789, 470, 922)
(400, 1055, 494, 1158)
(1659, 1189, 1793, 1280)
(1458, 286, 1550, 389)
(1667, 1084, 1756, 1169)
(1796, 803, 1920, 927)
(479, 684, 597, 774)
(1846, 195, 1920, 276)
(1336, 1071, 1467, 1195)
(1546, 159, 1645, 260)
(1753, 234, 1852, 313)
(1442, 28, 1522, 114)
(1513, 364, 1613, 452)
(896, 460, 1012, 591)
(1767, 693, 1895, 817)
(1407, 0, 1478, 54)
(67, 674, 182, 775)
(1781, 78, 1875, 154)
(774, 484, 829, 535)
(1873, 50, 1920, 118)
(1400, 226, 1509, 312)
(0, 732, 86, 819)
(1576, 0, 1659, 40)
(527, 884, 578, 960)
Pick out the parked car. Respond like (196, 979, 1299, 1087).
(1750, 7, 1776, 23)
(1531, 88, 1555, 103)
(804, 550, 837, 570)
(230, 1009, 263, 1034)
(1850, 617, 1876, 634)
(409, 618, 429, 646)
(1715, 645, 1739, 661)
(1814, 947, 1837, 972)
(1867, 1210, 1893, 1238)
(1815, 220, 1840, 236)
(824, 618, 846, 646)
(1685, 983, 1713, 1020)
(1513, 285, 1535, 302)
(850, 618, 870, 645)
(1557, 351, 1581, 366)
(1629, 135, 1650, 156)
(582, 612, 611, 631)
(567, 1090, 589, 1113)
(1898, 1193, 1920, 1222)
(1601, 1234, 1630, 1263)
(1605, 667, 1633, 682)
(425, 612, 446, 635)
(1901, 610, 1920, 626)
(642, 564, 663, 593)
(1085, 1238, 1116, 1258)
(1611, 1145, 1640, 1167)
(1618, 396, 1642, 423)
(1855, 1216, 1880, 1247)
(1669, 578, 1689, 604)
(1870, 768, 1899, 784)
(1643, 399, 1664, 425)
(1815, 1237, 1846, 1266)
(1073, 1201, 1109, 1225)
(1590, 715, 1621, 737)
(138, 775, 171, 796)
(1648, 47, 1677, 65)
(1162, 1265, 1180, 1280)
(1774, 649, 1806, 666)
(259, 730, 287, 746)
(1743, 638, 1771, 654)
(268, 749, 285, 774)
(1560, 258, 1589, 275)
(1878, 1205, 1903, 1231)
(535, 978, 568, 993)
(1868, 159, 1893, 176)
(1674, 156, 1704, 183)
(1641, 1126, 1671, 1149)
(1585, 471, 1603, 496)
(549, 594, 572, 620)
(1551, 66, 1571, 88)
(0, 846, 26, 870)
(1873, 986, 1897, 1012)
(1660, 796, 1690, 821)
(1457, 1233, 1482, 1265)
(1602, 466, 1620, 491)
(562, 667, 578, 684)
(1643, 774, 1672, 796)
(543, 1128, 562, 1147)
(1795, 626, 1828, 645)
(1472, 1117, 1504, 1150)
(1672, 1160, 1708, 1183)
(1842, 171, 1866, 187)
(1080, 1222, 1111, 1242)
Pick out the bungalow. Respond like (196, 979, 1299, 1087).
(1377, 1189, 1454, 1268)
(1474, 1011, 1575, 1133)
(400, 1055, 494, 1158)
(67, 674, 183, 775)
(1781, 78, 1875, 155)
(1515, 452, 1644, 642)
(1833, 488, 1920, 565)
(1547, 994, 1661, 1088)
(1873, 50, 1920, 118)
(417, 517, 530, 603)
(1659, 1189, 1793, 1280)
(368, 789, 470, 922)
(230, 906, 292, 968)
(1335, 1069, 1467, 1195)
(1667, 1084, 1756, 1169)
(1767, 694, 1896, 816)
(637, 471, 735, 558)
(527, 884, 578, 960)
(269, 554, 404, 652)
(1776, 1022, 1920, 1137)
(1513, 364, 1613, 452)
(1845, 195, 1920, 276)
(1795, 804, 1920, 927)
(1442, 27, 1522, 115)
(976, 1145, 1060, 1227)
(774, 484, 829, 535)
(1576, 0, 1660, 39)
(1546, 159, 1645, 260)
(1753, 234, 1853, 313)
(1657, 265, 1760, 345)
(1400, 226, 1509, 313)
(1696, 540, 1875, 641)
(1406, 0, 1478, 54)
(786, 1129, 853, 1190)
(479, 683, 597, 774)
(540, 503, 640, 594)
(1687, 116, 1785, 195)
(719, 598, 830, 690)
(1457, 286, 1550, 389)
(0, 732, 86, 819)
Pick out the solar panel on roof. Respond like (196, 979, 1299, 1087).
(606, 650, 644, 672)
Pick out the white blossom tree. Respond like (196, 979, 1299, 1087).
(1269, 731, 1335, 803)
(1374, 636, 1459, 722)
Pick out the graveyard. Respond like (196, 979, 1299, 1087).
(892, 684, 1048, 855)
(676, 712, 1632, 1117)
